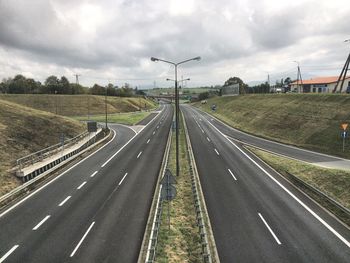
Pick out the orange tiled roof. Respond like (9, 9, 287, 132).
(291, 76, 350, 85)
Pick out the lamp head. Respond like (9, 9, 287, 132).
(150, 57, 159, 62)
(193, 56, 201, 61)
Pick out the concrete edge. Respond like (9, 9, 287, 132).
(182, 110, 221, 263)
(0, 129, 112, 208)
(137, 126, 172, 263)
(243, 145, 350, 230)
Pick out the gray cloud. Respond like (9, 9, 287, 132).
(0, 0, 349, 86)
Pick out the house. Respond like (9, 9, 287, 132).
(290, 76, 350, 93)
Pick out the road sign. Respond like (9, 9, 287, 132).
(160, 169, 177, 201)
(161, 184, 177, 201)
(341, 131, 348, 138)
(341, 123, 348, 130)
(87, 121, 97, 132)
(160, 169, 177, 185)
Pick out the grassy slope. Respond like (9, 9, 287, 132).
(194, 94, 350, 158)
(74, 112, 151, 125)
(0, 94, 157, 116)
(249, 147, 350, 225)
(0, 99, 85, 196)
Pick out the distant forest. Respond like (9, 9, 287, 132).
(0, 74, 144, 97)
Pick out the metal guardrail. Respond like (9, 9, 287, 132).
(183, 112, 219, 263)
(285, 171, 350, 218)
(0, 128, 111, 209)
(143, 127, 172, 263)
(16, 124, 103, 171)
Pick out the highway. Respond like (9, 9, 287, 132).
(0, 104, 173, 263)
(193, 107, 350, 170)
(182, 104, 350, 262)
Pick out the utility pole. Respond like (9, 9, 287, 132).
(294, 61, 303, 93)
(333, 39, 350, 93)
(74, 74, 81, 85)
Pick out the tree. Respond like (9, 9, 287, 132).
(60, 76, 71, 94)
(198, 91, 209, 100)
(223, 76, 248, 94)
(90, 84, 105, 95)
(0, 78, 12, 93)
(45, 75, 60, 94)
(9, 74, 27, 93)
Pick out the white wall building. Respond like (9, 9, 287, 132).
(290, 76, 350, 93)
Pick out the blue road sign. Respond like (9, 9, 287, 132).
(341, 131, 348, 138)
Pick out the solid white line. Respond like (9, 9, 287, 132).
(77, 181, 87, 190)
(90, 171, 98, 178)
(258, 213, 282, 245)
(101, 110, 161, 168)
(214, 149, 220, 156)
(0, 129, 116, 219)
(206, 137, 210, 142)
(0, 245, 19, 263)
(147, 139, 150, 144)
(137, 151, 143, 159)
(206, 120, 350, 248)
(119, 173, 128, 185)
(58, 196, 71, 207)
(33, 215, 50, 231)
(228, 169, 237, 181)
(70, 222, 95, 257)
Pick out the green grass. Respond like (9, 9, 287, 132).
(194, 94, 350, 159)
(248, 146, 350, 225)
(147, 87, 218, 96)
(73, 111, 151, 125)
(156, 116, 202, 262)
(0, 99, 85, 196)
(0, 94, 157, 116)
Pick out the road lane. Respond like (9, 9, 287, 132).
(191, 106, 350, 169)
(182, 104, 350, 262)
(0, 104, 173, 262)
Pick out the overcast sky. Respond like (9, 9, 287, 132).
(0, 0, 349, 88)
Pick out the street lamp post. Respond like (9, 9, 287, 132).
(151, 56, 200, 177)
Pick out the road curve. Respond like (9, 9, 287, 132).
(0, 103, 173, 263)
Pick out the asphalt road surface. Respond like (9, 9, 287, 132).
(192, 107, 350, 170)
(0, 104, 173, 263)
(182, 104, 350, 262)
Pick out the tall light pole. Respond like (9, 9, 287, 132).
(151, 56, 201, 177)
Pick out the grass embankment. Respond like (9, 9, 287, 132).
(248, 147, 350, 224)
(0, 99, 85, 196)
(194, 94, 350, 159)
(156, 119, 202, 262)
(73, 111, 151, 125)
(0, 94, 157, 116)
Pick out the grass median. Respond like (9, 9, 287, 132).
(247, 146, 350, 225)
(156, 119, 202, 262)
(73, 111, 151, 125)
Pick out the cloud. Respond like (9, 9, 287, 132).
(0, 0, 349, 87)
